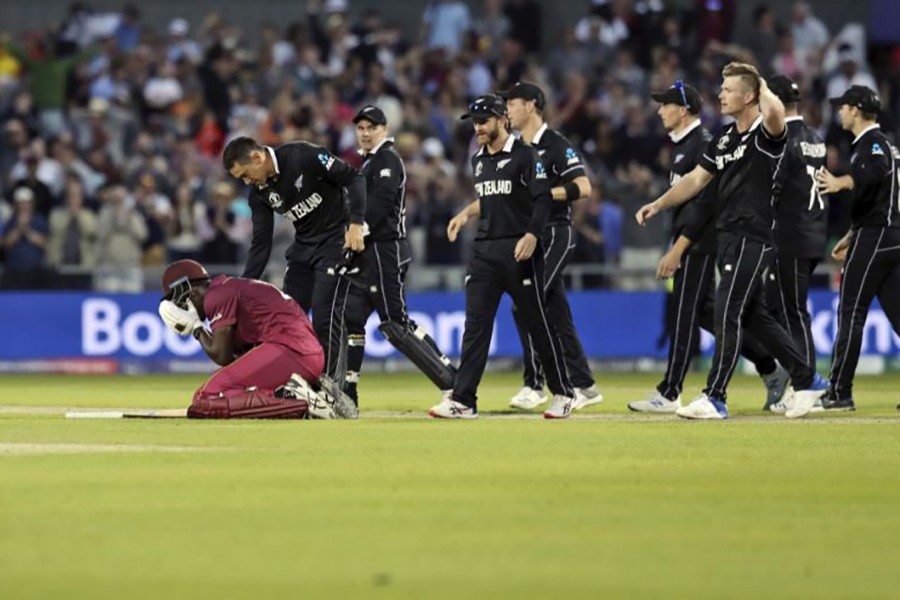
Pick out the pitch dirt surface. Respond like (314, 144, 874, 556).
(2, 372, 899, 599)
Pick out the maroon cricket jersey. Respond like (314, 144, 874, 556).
(203, 275, 323, 357)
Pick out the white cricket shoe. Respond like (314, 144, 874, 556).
(675, 393, 728, 420)
(628, 391, 682, 413)
(428, 396, 478, 419)
(509, 386, 547, 410)
(768, 386, 794, 413)
(785, 374, 829, 419)
(573, 385, 604, 409)
(543, 395, 576, 419)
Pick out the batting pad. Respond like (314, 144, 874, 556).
(65, 409, 188, 419)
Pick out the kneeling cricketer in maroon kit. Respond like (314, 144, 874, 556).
(158, 260, 355, 419)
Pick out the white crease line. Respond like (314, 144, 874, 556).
(0, 443, 219, 455)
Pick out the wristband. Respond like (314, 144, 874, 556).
(564, 181, 581, 201)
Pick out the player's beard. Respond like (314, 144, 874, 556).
(486, 122, 501, 145)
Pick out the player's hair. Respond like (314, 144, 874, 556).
(222, 136, 264, 170)
(721, 62, 761, 104)
(860, 108, 878, 121)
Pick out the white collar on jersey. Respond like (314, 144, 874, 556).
(852, 124, 881, 145)
(476, 132, 516, 156)
(747, 114, 764, 133)
(785, 115, 804, 123)
(669, 119, 701, 144)
(266, 146, 280, 175)
(532, 122, 549, 144)
(358, 137, 395, 156)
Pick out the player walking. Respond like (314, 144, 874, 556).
(502, 82, 602, 412)
(811, 85, 900, 415)
(342, 105, 456, 405)
(637, 62, 828, 419)
(428, 94, 575, 419)
(629, 80, 790, 413)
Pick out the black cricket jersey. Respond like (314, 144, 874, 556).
(530, 123, 586, 225)
(667, 120, 717, 255)
(471, 133, 552, 240)
(360, 138, 406, 241)
(688, 115, 787, 245)
(773, 116, 828, 258)
(243, 142, 366, 279)
(848, 125, 900, 229)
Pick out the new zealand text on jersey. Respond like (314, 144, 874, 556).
(475, 180, 513, 197)
(283, 192, 324, 222)
(714, 143, 747, 170)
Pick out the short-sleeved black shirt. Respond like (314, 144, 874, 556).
(668, 120, 717, 255)
(847, 125, 900, 229)
(471, 134, 552, 240)
(530, 123, 586, 225)
(360, 139, 406, 242)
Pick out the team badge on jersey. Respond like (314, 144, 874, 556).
(318, 153, 335, 170)
(536, 161, 547, 179)
(380, 168, 392, 178)
(497, 158, 512, 170)
(872, 143, 885, 156)
(717, 134, 731, 151)
(294, 175, 304, 190)
(268, 191, 283, 209)
(565, 147, 580, 165)
(674, 154, 684, 164)
(475, 161, 483, 178)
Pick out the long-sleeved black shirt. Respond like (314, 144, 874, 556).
(242, 142, 366, 279)
(847, 124, 900, 230)
(360, 138, 406, 242)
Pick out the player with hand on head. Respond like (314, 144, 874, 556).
(813, 85, 900, 414)
(429, 94, 575, 419)
(158, 259, 356, 419)
(628, 80, 790, 414)
(222, 136, 366, 382)
(760, 75, 829, 413)
(341, 105, 456, 405)
(636, 62, 827, 420)
(502, 81, 602, 412)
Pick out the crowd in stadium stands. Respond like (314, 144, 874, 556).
(0, 0, 897, 290)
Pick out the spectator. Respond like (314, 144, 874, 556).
(10, 154, 55, 217)
(503, 0, 542, 53)
(165, 181, 204, 262)
(790, 2, 829, 57)
(94, 184, 147, 291)
(132, 173, 172, 265)
(1, 187, 49, 288)
(199, 181, 245, 265)
(421, 0, 471, 56)
(46, 177, 97, 268)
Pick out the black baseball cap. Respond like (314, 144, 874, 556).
(500, 81, 546, 110)
(768, 75, 801, 104)
(353, 105, 387, 126)
(650, 81, 702, 114)
(829, 85, 881, 114)
(460, 94, 507, 120)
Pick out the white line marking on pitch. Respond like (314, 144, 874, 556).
(0, 443, 216, 455)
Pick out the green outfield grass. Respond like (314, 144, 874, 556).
(1, 371, 899, 599)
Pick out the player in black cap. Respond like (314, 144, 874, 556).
(811, 85, 900, 415)
(502, 81, 602, 412)
(222, 135, 366, 380)
(757, 75, 829, 412)
(637, 62, 827, 420)
(428, 94, 575, 419)
(629, 80, 790, 413)
(341, 105, 456, 406)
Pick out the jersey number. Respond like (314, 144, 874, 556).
(806, 165, 825, 211)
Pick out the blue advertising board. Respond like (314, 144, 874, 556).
(0, 291, 897, 363)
